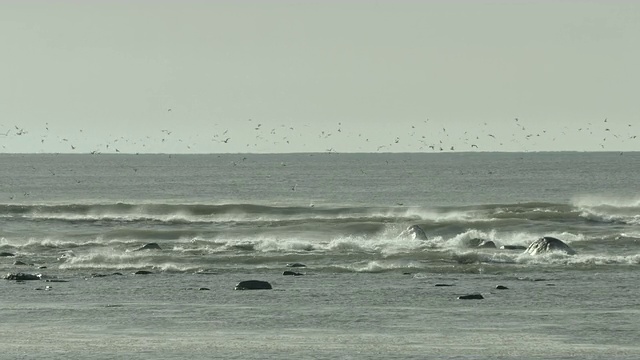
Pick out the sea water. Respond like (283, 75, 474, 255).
(1, 152, 639, 359)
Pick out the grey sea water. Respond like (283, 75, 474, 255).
(1, 152, 639, 359)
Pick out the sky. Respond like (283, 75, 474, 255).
(1, 0, 639, 154)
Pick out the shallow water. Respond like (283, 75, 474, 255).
(2, 270, 639, 359)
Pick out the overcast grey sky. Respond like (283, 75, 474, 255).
(1, 1, 639, 153)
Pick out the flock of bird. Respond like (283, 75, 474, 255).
(0, 116, 637, 201)
(0, 117, 638, 154)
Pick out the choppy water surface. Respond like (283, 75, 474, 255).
(1, 152, 639, 359)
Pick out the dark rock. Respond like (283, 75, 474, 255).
(283, 271, 303, 276)
(0, 252, 15, 257)
(38, 266, 47, 269)
(91, 272, 124, 278)
(234, 280, 272, 290)
(4, 273, 42, 281)
(435, 283, 455, 287)
(495, 285, 509, 290)
(500, 245, 527, 250)
(134, 243, 162, 251)
(525, 237, 576, 255)
(458, 294, 484, 300)
(466, 238, 485, 247)
(286, 263, 306, 268)
(477, 240, 496, 248)
(45, 279, 68, 283)
(13, 261, 28, 266)
(465, 238, 496, 248)
(133, 270, 153, 275)
(198, 287, 210, 291)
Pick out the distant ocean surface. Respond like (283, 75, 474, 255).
(1, 152, 639, 359)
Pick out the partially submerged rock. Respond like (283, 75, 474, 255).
(458, 294, 484, 300)
(398, 225, 428, 240)
(4, 273, 42, 281)
(464, 238, 496, 249)
(525, 237, 576, 255)
(234, 280, 272, 290)
(500, 245, 527, 250)
(133, 270, 153, 275)
(477, 240, 496, 248)
(134, 243, 162, 251)
(91, 272, 124, 278)
(283, 271, 303, 276)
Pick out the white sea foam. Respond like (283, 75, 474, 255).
(340, 260, 427, 273)
(515, 252, 640, 266)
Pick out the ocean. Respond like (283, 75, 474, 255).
(1, 152, 639, 359)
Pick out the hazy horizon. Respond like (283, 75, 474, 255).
(1, 1, 639, 154)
